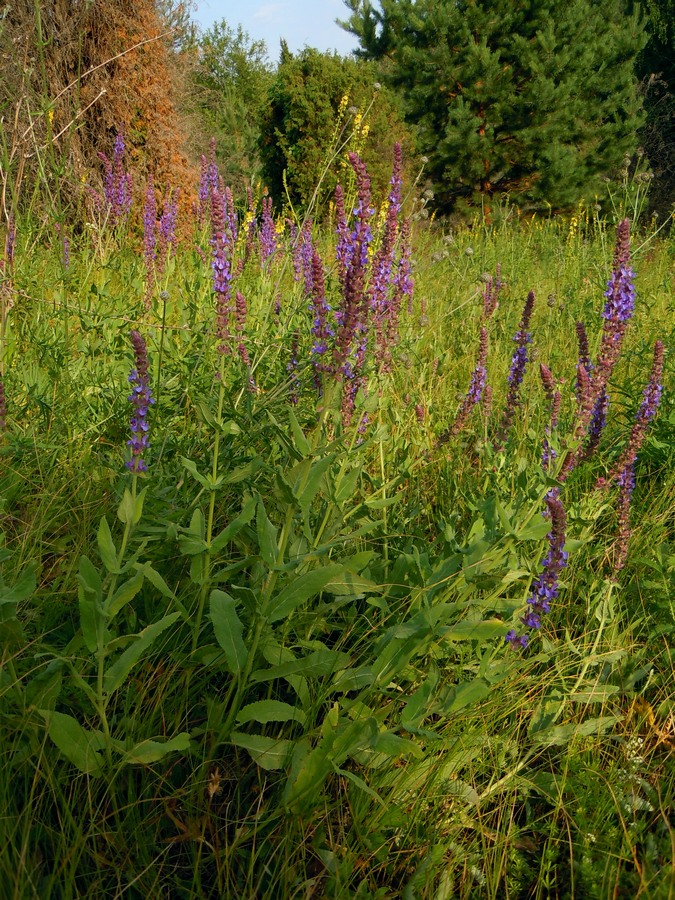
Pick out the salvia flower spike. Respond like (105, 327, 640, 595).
(506, 491, 568, 648)
(599, 339, 664, 488)
(126, 330, 155, 473)
(494, 290, 535, 449)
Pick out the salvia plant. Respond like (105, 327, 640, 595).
(0, 129, 670, 898)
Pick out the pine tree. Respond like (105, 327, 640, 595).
(341, 0, 647, 213)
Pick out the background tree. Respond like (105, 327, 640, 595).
(190, 21, 273, 192)
(258, 46, 413, 215)
(638, 0, 674, 218)
(341, 0, 648, 215)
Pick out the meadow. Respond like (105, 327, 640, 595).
(0, 137, 673, 899)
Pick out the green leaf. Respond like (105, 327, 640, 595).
(229, 732, 293, 770)
(210, 495, 257, 554)
(39, 710, 105, 775)
(97, 517, 119, 574)
(181, 457, 210, 489)
(267, 564, 347, 623)
(334, 466, 360, 504)
(139, 564, 175, 600)
(103, 613, 180, 694)
(210, 590, 248, 675)
(322, 569, 379, 596)
(442, 619, 506, 641)
(77, 555, 104, 653)
(0, 559, 37, 603)
(117, 487, 146, 525)
(293, 454, 334, 512)
(123, 732, 191, 765)
(251, 649, 351, 683)
(223, 456, 264, 485)
(288, 408, 311, 456)
(517, 515, 551, 541)
(442, 679, 491, 714)
(256, 497, 278, 568)
(105, 569, 145, 618)
(532, 715, 619, 747)
(236, 700, 306, 726)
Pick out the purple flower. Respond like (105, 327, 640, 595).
(143, 176, 157, 282)
(259, 194, 277, 264)
(97, 131, 132, 226)
(540, 363, 561, 469)
(482, 264, 501, 321)
(437, 326, 488, 445)
(494, 290, 535, 449)
(600, 339, 664, 487)
(561, 220, 635, 480)
(210, 189, 233, 354)
(126, 330, 155, 473)
(507, 491, 568, 648)
(612, 459, 635, 571)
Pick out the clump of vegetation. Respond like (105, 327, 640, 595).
(0, 3, 672, 897)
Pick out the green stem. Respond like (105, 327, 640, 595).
(192, 353, 227, 653)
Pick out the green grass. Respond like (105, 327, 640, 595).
(0, 184, 673, 899)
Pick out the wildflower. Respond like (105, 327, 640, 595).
(143, 176, 157, 293)
(507, 491, 568, 647)
(309, 250, 334, 387)
(98, 131, 132, 226)
(259, 194, 277, 264)
(561, 220, 635, 479)
(600, 339, 664, 487)
(126, 330, 154, 473)
(494, 290, 535, 449)
(613, 460, 635, 571)
(210, 188, 233, 354)
(482, 264, 501, 321)
(157, 189, 179, 273)
(437, 326, 488, 445)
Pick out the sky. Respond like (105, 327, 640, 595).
(191, 0, 360, 61)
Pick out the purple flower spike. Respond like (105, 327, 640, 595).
(507, 491, 568, 649)
(540, 363, 561, 469)
(600, 340, 664, 488)
(437, 326, 488, 445)
(561, 220, 636, 480)
(126, 330, 155, 473)
(494, 290, 535, 449)
(612, 460, 636, 571)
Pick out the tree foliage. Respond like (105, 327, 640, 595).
(638, 0, 675, 215)
(190, 20, 273, 192)
(258, 46, 413, 215)
(341, 0, 648, 214)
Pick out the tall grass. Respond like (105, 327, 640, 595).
(0, 133, 672, 899)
